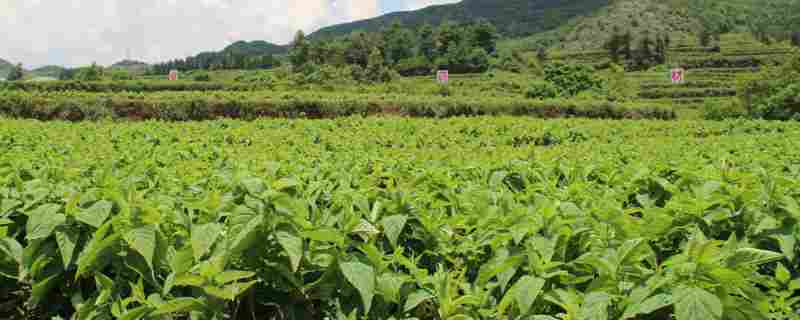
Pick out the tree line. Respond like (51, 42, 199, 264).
(148, 53, 280, 75)
(289, 19, 499, 80)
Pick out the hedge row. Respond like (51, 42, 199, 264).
(640, 80, 733, 90)
(639, 87, 738, 99)
(0, 91, 676, 121)
(0, 80, 261, 92)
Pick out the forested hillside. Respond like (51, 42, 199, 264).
(310, 0, 611, 40)
(0, 58, 14, 78)
(149, 40, 286, 74)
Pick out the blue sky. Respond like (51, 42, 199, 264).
(0, 0, 459, 68)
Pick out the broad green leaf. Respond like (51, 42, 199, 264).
(228, 215, 263, 257)
(380, 215, 407, 247)
(0, 237, 22, 265)
(55, 229, 78, 269)
(273, 178, 300, 191)
(125, 226, 157, 269)
(580, 292, 611, 320)
(340, 261, 375, 315)
(404, 290, 434, 312)
(674, 287, 722, 320)
(214, 270, 255, 284)
(775, 263, 791, 285)
(174, 274, 206, 287)
(204, 280, 258, 300)
(118, 306, 152, 320)
(303, 229, 346, 246)
(191, 223, 222, 261)
(75, 200, 112, 228)
(275, 226, 303, 272)
(26, 204, 65, 240)
(725, 248, 783, 268)
(514, 276, 546, 315)
(76, 222, 121, 279)
(151, 298, 204, 316)
(377, 273, 406, 303)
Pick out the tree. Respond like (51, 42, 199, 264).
(418, 24, 437, 61)
(289, 30, 310, 69)
(76, 63, 102, 81)
(7, 63, 24, 81)
(471, 19, 498, 54)
(604, 27, 624, 63)
(382, 21, 415, 65)
(792, 32, 800, 47)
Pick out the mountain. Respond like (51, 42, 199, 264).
(111, 60, 149, 75)
(29, 65, 66, 78)
(309, 0, 611, 40)
(0, 58, 15, 78)
(223, 40, 287, 56)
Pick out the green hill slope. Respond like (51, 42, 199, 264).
(309, 0, 611, 40)
(29, 65, 65, 78)
(0, 58, 14, 78)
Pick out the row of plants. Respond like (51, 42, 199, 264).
(0, 117, 798, 319)
(639, 88, 738, 99)
(0, 81, 262, 93)
(0, 90, 675, 121)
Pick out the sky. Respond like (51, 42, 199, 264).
(0, 0, 459, 68)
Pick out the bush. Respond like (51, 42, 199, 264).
(396, 56, 434, 76)
(109, 69, 133, 81)
(740, 54, 800, 119)
(703, 100, 746, 120)
(544, 62, 604, 97)
(604, 63, 638, 102)
(525, 80, 559, 99)
(193, 72, 211, 82)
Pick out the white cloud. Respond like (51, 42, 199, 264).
(403, 0, 459, 11)
(0, 0, 458, 68)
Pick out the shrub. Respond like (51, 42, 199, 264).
(703, 100, 746, 120)
(740, 54, 800, 119)
(525, 80, 559, 99)
(396, 56, 434, 76)
(604, 63, 638, 102)
(192, 72, 211, 82)
(544, 62, 604, 97)
(109, 69, 133, 81)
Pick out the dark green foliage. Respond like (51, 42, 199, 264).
(109, 69, 134, 81)
(792, 32, 800, 47)
(525, 80, 559, 99)
(150, 41, 283, 74)
(289, 30, 311, 70)
(543, 62, 603, 97)
(740, 54, 800, 119)
(396, 56, 434, 77)
(6, 63, 24, 81)
(308, 0, 611, 40)
(192, 72, 211, 82)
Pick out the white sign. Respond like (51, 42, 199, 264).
(671, 68, 685, 84)
(169, 70, 179, 81)
(437, 70, 449, 84)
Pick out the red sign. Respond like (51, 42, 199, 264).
(168, 70, 178, 81)
(671, 68, 685, 84)
(437, 70, 449, 84)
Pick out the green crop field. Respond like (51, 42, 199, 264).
(1, 117, 799, 319)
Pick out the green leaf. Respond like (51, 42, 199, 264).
(30, 273, 60, 305)
(55, 229, 78, 269)
(125, 226, 157, 269)
(0, 237, 22, 265)
(228, 215, 263, 257)
(775, 263, 791, 285)
(204, 280, 258, 300)
(302, 229, 346, 246)
(26, 204, 65, 240)
(725, 248, 783, 268)
(340, 261, 375, 315)
(75, 200, 112, 228)
(377, 273, 406, 303)
(118, 306, 152, 320)
(151, 298, 204, 316)
(404, 290, 434, 312)
(580, 292, 611, 320)
(76, 222, 121, 279)
(191, 223, 222, 261)
(514, 276, 546, 315)
(380, 215, 407, 247)
(272, 178, 300, 191)
(174, 274, 206, 287)
(275, 226, 303, 272)
(674, 287, 722, 320)
(214, 270, 256, 285)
